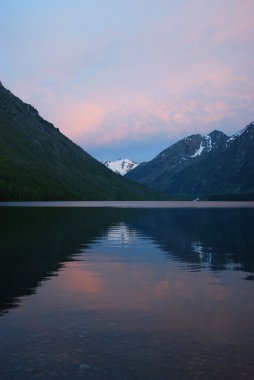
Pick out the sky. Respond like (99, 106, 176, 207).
(1, 0, 253, 162)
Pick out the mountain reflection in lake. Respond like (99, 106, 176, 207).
(0, 206, 254, 379)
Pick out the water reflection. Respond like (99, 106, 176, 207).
(0, 207, 254, 316)
(105, 222, 137, 247)
(130, 208, 254, 274)
(0, 207, 119, 314)
(0, 207, 254, 379)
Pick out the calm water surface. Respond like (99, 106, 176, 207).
(0, 205, 254, 379)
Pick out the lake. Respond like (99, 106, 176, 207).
(0, 203, 254, 379)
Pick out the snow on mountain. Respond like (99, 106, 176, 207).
(190, 135, 212, 157)
(126, 122, 254, 199)
(102, 159, 139, 176)
(190, 132, 228, 158)
(227, 122, 254, 144)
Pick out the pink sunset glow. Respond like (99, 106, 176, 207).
(1, 0, 254, 160)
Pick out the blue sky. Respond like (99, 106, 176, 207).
(1, 0, 253, 161)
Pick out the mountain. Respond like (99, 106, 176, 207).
(0, 82, 163, 201)
(102, 158, 139, 175)
(127, 124, 254, 200)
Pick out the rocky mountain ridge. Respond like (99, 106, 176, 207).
(127, 123, 254, 200)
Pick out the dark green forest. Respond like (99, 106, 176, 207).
(0, 83, 164, 201)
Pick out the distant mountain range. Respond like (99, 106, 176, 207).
(0, 82, 162, 201)
(1, 81, 253, 201)
(127, 124, 254, 200)
(102, 158, 139, 175)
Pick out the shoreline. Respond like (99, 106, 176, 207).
(1, 200, 254, 208)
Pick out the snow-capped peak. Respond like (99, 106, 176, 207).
(191, 135, 212, 157)
(227, 128, 247, 143)
(102, 158, 139, 176)
(227, 122, 254, 144)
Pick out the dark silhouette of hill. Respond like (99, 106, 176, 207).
(0, 82, 162, 200)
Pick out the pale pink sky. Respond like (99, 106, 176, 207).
(1, 0, 253, 161)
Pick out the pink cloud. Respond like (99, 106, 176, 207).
(5, 0, 254, 157)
